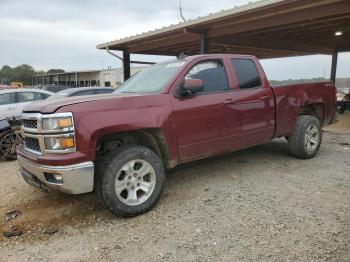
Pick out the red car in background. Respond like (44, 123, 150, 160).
(0, 85, 15, 90)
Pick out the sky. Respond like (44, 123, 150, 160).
(0, 0, 349, 80)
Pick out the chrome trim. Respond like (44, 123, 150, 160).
(21, 112, 76, 154)
(18, 156, 94, 194)
(22, 112, 75, 134)
(24, 132, 76, 154)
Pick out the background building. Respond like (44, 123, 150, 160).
(32, 67, 144, 88)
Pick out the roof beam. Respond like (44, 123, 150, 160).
(238, 15, 350, 38)
(210, 43, 307, 56)
(128, 33, 201, 53)
(213, 36, 333, 54)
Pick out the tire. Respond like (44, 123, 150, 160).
(288, 115, 322, 159)
(0, 129, 21, 161)
(97, 145, 165, 217)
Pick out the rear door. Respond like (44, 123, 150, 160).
(230, 58, 275, 146)
(171, 59, 234, 162)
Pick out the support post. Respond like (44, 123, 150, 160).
(75, 72, 78, 87)
(200, 34, 210, 54)
(123, 50, 131, 81)
(330, 50, 338, 84)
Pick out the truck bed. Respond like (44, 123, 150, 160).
(272, 81, 336, 138)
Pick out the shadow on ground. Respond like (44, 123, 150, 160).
(1, 139, 292, 242)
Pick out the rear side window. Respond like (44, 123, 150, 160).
(231, 59, 262, 89)
(185, 60, 229, 93)
(0, 93, 15, 105)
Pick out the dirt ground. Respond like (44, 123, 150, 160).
(324, 111, 350, 134)
(0, 126, 350, 261)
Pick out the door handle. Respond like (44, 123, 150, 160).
(260, 96, 270, 101)
(223, 99, 234, 105)
(7, 107, 16, 110)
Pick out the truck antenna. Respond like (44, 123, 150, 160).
(179, 0, 186, 22)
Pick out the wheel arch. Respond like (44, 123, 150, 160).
(297, 103, 325, 125)
(95, 128, 171, 168)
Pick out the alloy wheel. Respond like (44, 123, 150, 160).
(115, 159, 156, 206)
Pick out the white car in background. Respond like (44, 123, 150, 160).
(0, 89, 53, 120)
(0, 89, 53, 160)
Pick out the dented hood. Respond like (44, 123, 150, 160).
(22, 93, 141, 114)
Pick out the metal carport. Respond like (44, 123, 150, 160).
(97, 0, 350, 83)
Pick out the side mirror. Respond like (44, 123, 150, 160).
(178, 79, 204, 97)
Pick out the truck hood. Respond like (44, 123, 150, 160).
(22, 93, 142, 114)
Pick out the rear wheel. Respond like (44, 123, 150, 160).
(97, 145, 165, 217)
(288, 115, 322, 159)
(0, 130, 21, 161)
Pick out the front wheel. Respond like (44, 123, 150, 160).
(288, 115, 322, 159)
(97, 145, 165, 217)
(0, 130, 22, 161)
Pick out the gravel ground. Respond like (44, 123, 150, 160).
(0, 132, 349, 262)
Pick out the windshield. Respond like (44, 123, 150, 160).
(115, 61, 185, 94)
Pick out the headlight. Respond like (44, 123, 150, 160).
(42, 117, 73, 130)
(44, 136, 75, 151)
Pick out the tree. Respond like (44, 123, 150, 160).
(12, 64, 36, 85)
(47, 69, 65, 74)
(0, 65, 13, 84)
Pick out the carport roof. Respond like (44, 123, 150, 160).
(97, 0, 350, 59)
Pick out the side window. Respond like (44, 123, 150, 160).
(71, 90, 95, 97)
(231, 59, 262, 89)
(0, 93, 16, 105)
(95, 89, 113, 95)
(185, 60, 229, 93)
(18, 92, 37, 103)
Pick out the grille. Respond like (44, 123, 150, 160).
(23, 119, 38, 129)
(25, 137, 40, 152)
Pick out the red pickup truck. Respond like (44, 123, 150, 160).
(17, 54, 337, 217)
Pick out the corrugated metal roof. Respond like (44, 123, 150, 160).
(96, 0, 283, 49)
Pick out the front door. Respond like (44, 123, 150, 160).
(171, 59, 234, 162)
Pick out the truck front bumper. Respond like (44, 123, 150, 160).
(18, 156, 94, 194)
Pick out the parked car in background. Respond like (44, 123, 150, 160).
(0, 89, 53, 160)
(336, 88, 350, 114)
(18, 54, 337, 217)
(39, 85, 70, 93)
(49, 87, 114, 99)
(0, 89, 53, 120)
